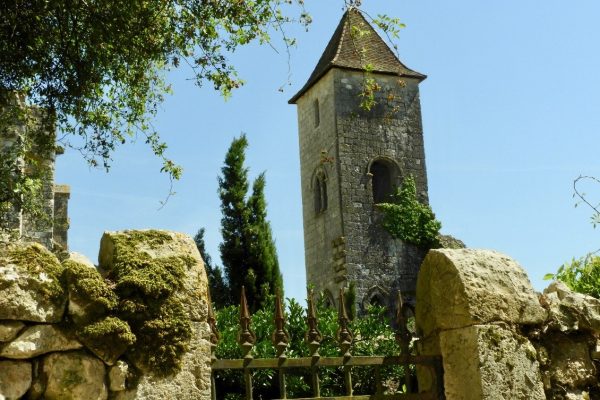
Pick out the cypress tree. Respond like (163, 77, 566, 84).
(193, 228, 230, 309)
(218, 134, 282, 311)
(247, 173, 283, 309)
(218, 135, 251, 305)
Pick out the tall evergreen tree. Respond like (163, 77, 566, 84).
(193, 228, 229, 309)
(218, 135, 250, 306)
(218, 134, 281, 311)
(247, 173, 283, 308)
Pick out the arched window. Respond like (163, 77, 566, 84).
(369, 159, 395, 203)
(369, 294, 384, 308)
(322, 289, 335, 309)
(362, 285, 389, 312)
(314, 172, 327, 213)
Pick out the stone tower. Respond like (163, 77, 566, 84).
(289, 9, 429, 310)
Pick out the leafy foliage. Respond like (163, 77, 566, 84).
(218, 135, 282, 311)
(546, 256, 600, 299)
(0, 0, 309, 180)
(544, 176, 600, 299)
(213, 295, 408, 398)
(378, 176, 441, 248)
(194, 228, 230, 309)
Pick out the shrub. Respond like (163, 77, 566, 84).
(378, 176, 441, 249)
(213, 295, 407, 398)
(546, 256, 600, 299)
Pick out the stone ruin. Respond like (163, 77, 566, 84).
(0, 91, 70, 253)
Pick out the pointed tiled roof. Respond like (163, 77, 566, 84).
(289, 9, 426, 104)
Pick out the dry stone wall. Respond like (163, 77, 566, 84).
(416, 249, 600, 400)
(0, 230, 211, 400)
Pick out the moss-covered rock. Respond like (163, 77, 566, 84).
(0, 241, 66, 322)
(63, 257, 117, 325)
(125, 297, 192, 376)
(98, 230, 208, 377)
(77, 317, 136, 365)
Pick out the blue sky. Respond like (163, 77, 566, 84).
(55, 1, 600, 303)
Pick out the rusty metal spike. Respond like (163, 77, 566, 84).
(272, 291, 289, 358)
(305, 290, 322, 358)
(238, 286, 256, 360)
(395, 290, 411, 349)
(395, 290, 405, 328)
(337, 287, 353, 357)
(207, 289, 220, 351)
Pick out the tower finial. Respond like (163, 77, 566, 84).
(345, 0, 362, 10)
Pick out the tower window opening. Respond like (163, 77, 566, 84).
(369, 295, 384, 308)
(370, 160, 393, 204)
(313, 99, 320, 128)
(314, 173, 327, 213)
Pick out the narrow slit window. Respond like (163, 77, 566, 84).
(313, 99, 320, 128)
(314, 173, 327, 213)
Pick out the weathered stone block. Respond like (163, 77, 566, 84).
(0, 324, 82, 359)
(540, 332, 597, 391)
(0, 360, 32, 400)
(43, 351, 107, 400)
(0, 320, 25, 342)
(440, 324, 545, 400)
(543, 281, 600, 332)
(0, 242, 66, 322)
(109, 361, 129, 392)
(417, 249, 546, 336)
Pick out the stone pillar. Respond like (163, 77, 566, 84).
(415, 249, 547, 399)
(99, 230, 212, 400)
(53, 184, 70, 251)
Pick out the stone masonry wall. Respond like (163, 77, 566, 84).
(296, 70, 344, 304)
(416, 249, 600, 400)
(0, 230, 211, 400)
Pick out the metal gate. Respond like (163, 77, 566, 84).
(209, 288, 444, 400)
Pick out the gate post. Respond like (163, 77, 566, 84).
(415, 249, 547, 399)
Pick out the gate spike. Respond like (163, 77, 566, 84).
(337, 287, 353, 358)
(305, 289, 322, 358)
(272, 291, 289, 358)
(395, 290, 411, 351)
(238, 286, 256, 360)
(207, 289, 220, 361)
(395, 290, 405, 328)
